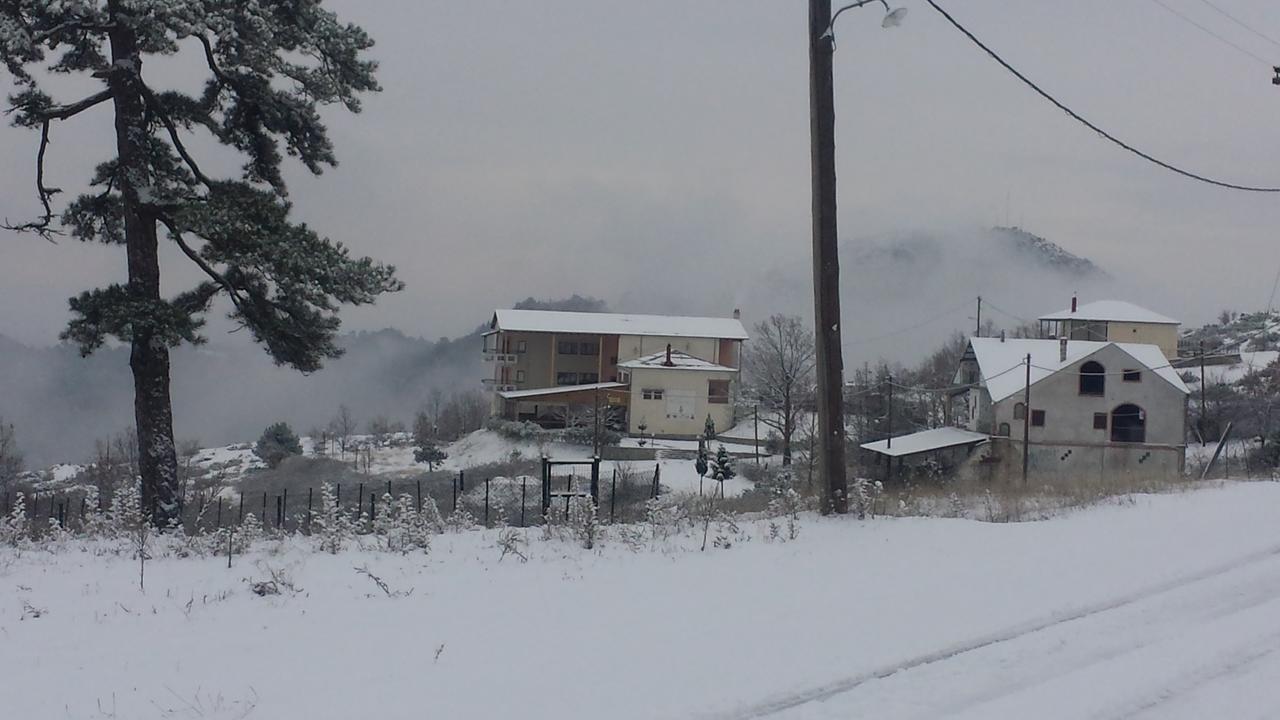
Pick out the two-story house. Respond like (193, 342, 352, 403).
(483, 309, 748, 437)
(947, 335, 1190, 482)
(1038, 298, 1180, 360)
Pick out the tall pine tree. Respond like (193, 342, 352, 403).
(1, 2, 401, 525)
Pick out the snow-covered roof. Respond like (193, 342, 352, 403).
(491, 309, 749, 340)
(861, 427, 990, 457)
(497, 382, 626, 400)
(1038, 300, 1179, 325)
(964, 338, 1190, 402)
(618, 349, 737, 372)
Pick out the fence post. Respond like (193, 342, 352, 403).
(416, 480, 422, 512)
(306, 488, 313, 534)
(336, 482, 342, 513)
(590, 457, 600, 505)
(452, 476, 458, 512)
(610, 468, 617, 523)
(276, 495, 283, 529)
(484, 478, 490, 527)
(238, 493, 245, 524)
(227, 526, 234, 569)
(459, 470, 465, 493)
(216, 497, 223, 528)
(652, 463, 660, 499)
(261, 492, 267, 524)
(369, 492, 375, 522)
(357, 483, 364, 519)
(520, 479, 527, 528)
(386, 479, 392, 499)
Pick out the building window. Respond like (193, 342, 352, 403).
(708, 379, 730, 404)
(580, 372, 599, 384)
(516, 370, 526, 383)
(1122, 369, 1141, 382)
(1031, 409, 1046, 427)
(1093, 412, 1107, 430)
(556, 372, 578, 385)
(1079, 361, 1106, 396)
(1013, 402, 1026, 420)
(579, 342, 599, 356)
(642, 388, 664, 400)
(558, 341, 578, 355)
(516, 340, 527, 354)
(1111, 404, 1146, 443)
(997, 422, 1011, 437)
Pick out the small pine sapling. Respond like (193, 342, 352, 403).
(1, 491, 28, 546)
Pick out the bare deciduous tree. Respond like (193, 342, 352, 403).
(744, 315, 816, 466)
(0, 417, 23, 490)
(329, 405, 358, 459)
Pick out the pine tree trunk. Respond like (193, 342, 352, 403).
(108, 8, 180, 527)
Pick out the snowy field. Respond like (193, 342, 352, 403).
(4, 482, 1280, 719)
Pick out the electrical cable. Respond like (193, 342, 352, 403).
(1146, 0, 1273, 66)
(1192, 0, 1280, 51)
(923, 0, 1280, 193)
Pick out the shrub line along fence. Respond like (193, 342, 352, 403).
(3, 462, 667, 535)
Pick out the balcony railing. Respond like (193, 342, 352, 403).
(482, 349, 519, 364)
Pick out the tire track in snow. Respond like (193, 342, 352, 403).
(1105, 631, 1280, 720)
(898, 566, 1280, 719)
(713, 542, 1280, 720)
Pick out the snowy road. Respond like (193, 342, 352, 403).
(745, 544, 1280, 719)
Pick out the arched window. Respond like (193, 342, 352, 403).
(1013, 402, 1026, 420)
(998, 422, 1011, 437)
(1111, 404, 1146, 443)
(1079, 361, 1106, 396)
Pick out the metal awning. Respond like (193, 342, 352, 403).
(860, 427, 989, 458)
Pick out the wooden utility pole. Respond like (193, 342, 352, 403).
(976, 296, 982, 336)
(1199, 340, 1207, 442)
(809, 0, 849, 514)
(754, 405, 760, 466)
(1022, 353, 1032, 484)
(885, 373, 893, 485)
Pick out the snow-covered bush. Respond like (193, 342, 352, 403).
(1, 492, 28, 546)
(567, 496, 599, 550)
(313, 482, 354, 554)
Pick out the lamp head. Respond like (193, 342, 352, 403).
(882, 6, 908, 28)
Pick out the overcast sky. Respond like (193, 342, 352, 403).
(3, 0, 1280, 349)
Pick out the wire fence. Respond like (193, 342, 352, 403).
(2, 465, 669, 536)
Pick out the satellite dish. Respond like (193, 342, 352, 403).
(882, 7, 908, 28)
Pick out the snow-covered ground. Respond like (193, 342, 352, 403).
(1185, 350, 1280, 386)
(3, 482, 1279, 719)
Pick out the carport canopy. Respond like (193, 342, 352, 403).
(861, 427, 990, 458)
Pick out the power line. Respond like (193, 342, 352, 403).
(1192, 0, 1280, 51)
(1146, 0, 1273, 67)
(856, 299, 971, 344)
(923, 0, 1280, 193)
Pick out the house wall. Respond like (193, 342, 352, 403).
(951, 386, 994, 434)
(989, 343, 1186, 447)
(1104, 322, 1179, 360)
(618, 335, 722, 365)
(957, 437, 1184, 486)
(627, 367, 737, 437)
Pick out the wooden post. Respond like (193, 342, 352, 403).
(260, 492, 267, 524)
(452, 476, 458, 512)
(609, 468, 617, 523)
(458, 470, 465, 493)
(520, 478, 527, 527)
(1199, 340, 1207, 441)
(368, 492, 375, 522)
(809, 0, 849, 514)
(754, 404, 760, 465)
(357, 483, 364, 518)
(282, 488, 289, 528)
(1023, 353, 1032, 484)
(275, 495, 283, 529)
(976, 295, 982, 336)
(416, 480, 422, 512)
(216, 497, 222, 528)
(484, 478, 491, 527)
(238, 492, 244, 524)
(590, 457, 600, 505)
(306, 488, 313, 534)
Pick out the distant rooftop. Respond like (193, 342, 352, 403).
(490, 309, 749, 340)
(1039, 300, 1179, 325)
(861, 427, 989, 458)
(618, 349, 737, 372)
(964, 337, 1189, 402)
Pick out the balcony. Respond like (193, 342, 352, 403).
(482, 349, 519, 365)
(481, 378, 518, 392)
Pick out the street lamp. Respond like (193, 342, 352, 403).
(807, 0, 904, 515)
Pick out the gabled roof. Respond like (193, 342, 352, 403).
(962, 337, 1189, 402)
(491, 309, 749, 340)
(618, 349, 737, 372)
(861, 427, 989, 458)
(1038, 300, 1179, 325)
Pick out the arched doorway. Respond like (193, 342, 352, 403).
(1111, 404, 1145, 443)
